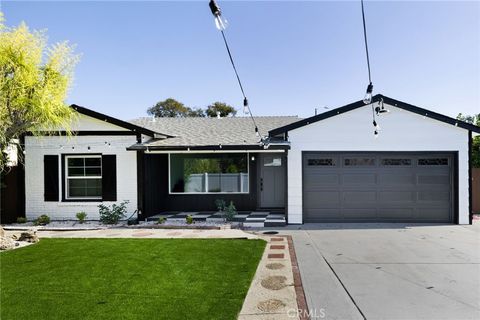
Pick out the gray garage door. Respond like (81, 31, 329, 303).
(303, 152, 454, 223)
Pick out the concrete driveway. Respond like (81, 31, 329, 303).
(281, 224, 480, 320)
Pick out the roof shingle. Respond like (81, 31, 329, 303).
(130, 116, 299, 148)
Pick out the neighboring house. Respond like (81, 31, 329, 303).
(1, 94, 478, 225)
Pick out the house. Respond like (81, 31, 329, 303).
(1, 94, 478, 225)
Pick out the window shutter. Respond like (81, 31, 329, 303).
(102, 155, 117, 201)
(44, 155, 59, 201)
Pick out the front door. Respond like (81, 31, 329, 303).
(259, 154, 286, 208)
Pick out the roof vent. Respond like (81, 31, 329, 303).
(216, 111, 221, 119)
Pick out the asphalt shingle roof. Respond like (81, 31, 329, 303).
(130, 116, 300, 148)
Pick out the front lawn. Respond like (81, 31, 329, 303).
(0, 238, 265, 320)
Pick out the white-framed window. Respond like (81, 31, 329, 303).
(169, 153, 249, 194)
(65, 155, 102, 199)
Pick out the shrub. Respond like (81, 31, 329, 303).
(98, 201, 129, 225)
(157, 217, 166, 224)
(215, 199, 226, 212)
(186, 215, 194, 225)
(34, 215, 50, 226)
(224, 201, 237, 221)
(16, 217, 27, 224)
(76, 212, 87, 224)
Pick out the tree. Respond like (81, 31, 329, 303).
(0, 13, 79, 172)
(205, 102, 237, 117)
(147, 98, 192, 117)
(457, 113, 480, 167)
(187, 107, 205, 117)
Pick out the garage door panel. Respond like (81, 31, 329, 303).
(379, 191, 415, 202)
(415, 208, 450, 220)
(377, 208, 414, 219)
(417, 191, 450, 203)
(305, 209, 341, 220)
(342, 173, 376, 184)
(304, 173, 339, 187)
(304, 191, 340, 207)
(417, 175, 450, 185)
(378, 173, 415, 185)
(343, 209, 377, 219)
(303, 152, 453, 223)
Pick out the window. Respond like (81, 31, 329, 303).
(264, 157, 282, 167)
(381, 158, 412, 166)
(308, 158, 335, 166)
(170, 154, 248, 193)
(418, 158, 449, 166)
(344, 158, 376, 166)
(65, 156, 102, 199)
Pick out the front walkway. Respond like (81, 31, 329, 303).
(4, 228, 259, 239)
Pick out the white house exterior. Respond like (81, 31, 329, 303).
(2, 95, 478, 225)
(269, 95, 477, 225)
(21, 106, 162, 220)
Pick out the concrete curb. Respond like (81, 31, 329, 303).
(285, 235, 310, 320)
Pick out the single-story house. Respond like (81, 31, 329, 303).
(1, 94, 478, 225)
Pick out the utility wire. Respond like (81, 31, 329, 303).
(361, 0, 372, 84)
(219, 28, 261, 138)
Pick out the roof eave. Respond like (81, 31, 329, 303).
(268, 94, 480, 136)
(70, 104, 174, 137)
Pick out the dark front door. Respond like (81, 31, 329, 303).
(259, 154, 286, 208)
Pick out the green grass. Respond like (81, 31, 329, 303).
(0, 238, 265, 320)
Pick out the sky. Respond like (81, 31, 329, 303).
(1, 1, 479, 121)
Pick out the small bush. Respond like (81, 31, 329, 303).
(224, 201, 237, 221)
(157, 217, 166, 224)
(76, 212, 87, 224)
(186, 215, 194, 225)
(215, 199, 226, 212)
(98, 201, 129, 225)
(16, 217, 27, 224)
(34, 215, 50, 226)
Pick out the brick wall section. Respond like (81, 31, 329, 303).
(473, 168, 480, 214)
(25, 135, 138, 220)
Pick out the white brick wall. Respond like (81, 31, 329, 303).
(25, 135, 138, 220)
(287, 104, 470, 224)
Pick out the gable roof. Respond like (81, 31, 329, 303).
(70, 104, 171, 137)
(269, 94, 480, 136)
(129, 116, 300, 150)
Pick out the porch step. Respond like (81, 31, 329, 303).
(145, 211, 286, 227)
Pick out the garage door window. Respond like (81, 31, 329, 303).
(308, 158, 335, 166)
(418, 158, 449, 166)
(344, 158, 376, 166)
(381, 158, 412, 166)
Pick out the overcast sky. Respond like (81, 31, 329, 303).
(2, 1, 479, 120)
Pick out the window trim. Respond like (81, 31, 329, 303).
(64, 155, 103, 200)
(168, 152, 250, 195)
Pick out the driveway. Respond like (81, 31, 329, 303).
(282, 224, 480, 320)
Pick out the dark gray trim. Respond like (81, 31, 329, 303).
(26, 130, 137, 136)
(300, 150, 459, 224)
(70, 104, 171, 137)
(127, 144, 290, 151)
(136, 150, 145, 219)
(468, 131, 473, 224)
(269, 95, 480, 136)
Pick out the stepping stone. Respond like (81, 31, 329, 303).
(270, 245, 285, 250)
(257, 299, 286, 312)
(268, 253, 284, 259)
(271, 237, 285, 241)
(261, 275, 287, 290)
(266, 263, 285, 270)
